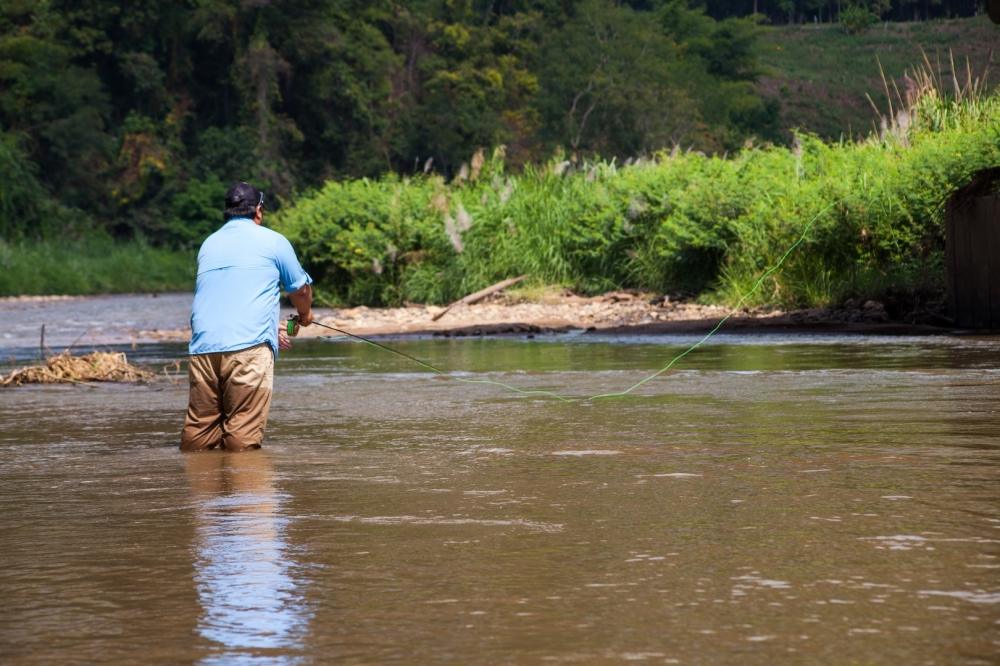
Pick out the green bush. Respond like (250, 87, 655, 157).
(840, 5, 878, 34)
(273, 91, 1000, 309)
(161, 176, 227, 249)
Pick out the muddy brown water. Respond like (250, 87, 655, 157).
(1, 297, 999, 664)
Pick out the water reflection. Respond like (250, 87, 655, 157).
(184, 452, 310, 665)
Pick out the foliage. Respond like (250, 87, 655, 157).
(0, 1, 994, 300)
(275, 88, 1000, 310)
(700, 0, 979, 23)
(840, 4, 878, 33)
(0, 0, 788, 248)
(0, 131, 51, 237)
(0, 237, 194, 295)
(161, 176, 228, 250)
(756, 16, 999, 141)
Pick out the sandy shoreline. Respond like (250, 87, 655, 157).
(134, 290, 952, 343)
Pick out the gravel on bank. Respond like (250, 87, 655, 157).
(135, 290, 950, 343)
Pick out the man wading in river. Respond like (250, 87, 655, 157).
(180, 182, 313, 452)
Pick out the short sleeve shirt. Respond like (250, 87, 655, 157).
(189, 218, 312, 357)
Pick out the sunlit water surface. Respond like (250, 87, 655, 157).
(1, 307, 999, 664)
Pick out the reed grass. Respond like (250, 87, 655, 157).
(275, 67, 999, 310)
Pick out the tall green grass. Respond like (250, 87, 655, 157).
(0, 237, 194, 295)
(274, 79, 999, 310)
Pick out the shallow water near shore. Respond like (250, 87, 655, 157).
(2, 327, 1000, 664)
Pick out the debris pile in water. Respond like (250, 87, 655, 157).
(0, 351, 154, 387)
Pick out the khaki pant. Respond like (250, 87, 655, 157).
(180, 344, 274, 452)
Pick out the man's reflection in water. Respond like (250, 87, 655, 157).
(184, 452, 310, 664)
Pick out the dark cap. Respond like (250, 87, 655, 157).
(224, 182, 265, 210)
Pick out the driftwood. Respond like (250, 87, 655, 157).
(431, 275, 527, 321)
(1, 351, 154, 387)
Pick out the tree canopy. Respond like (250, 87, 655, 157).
(0, 0, 988, 244)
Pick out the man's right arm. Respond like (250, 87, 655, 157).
(289, 283, 313, 326)
(274, 234, 314, 326)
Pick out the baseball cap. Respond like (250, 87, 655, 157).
(224, 182, 265, 210)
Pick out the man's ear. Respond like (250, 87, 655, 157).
(254, 204, 264, 225)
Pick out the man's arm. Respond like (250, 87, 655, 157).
(289, 283, 313, 326)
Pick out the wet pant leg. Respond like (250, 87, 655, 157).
(181, 353, 225, 451)
(219, 344, 274, 452)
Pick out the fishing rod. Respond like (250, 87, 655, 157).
(287, 317, 460, 377)
(286, 315, 580, 402)
(285, 199, 837, 403)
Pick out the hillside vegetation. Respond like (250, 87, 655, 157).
(0, 0, 779, 247)
(1, 2, 997, 299)
(2, 1, 993, 251)
(275, 77, 999, 311)
(759, 16, 999, 139)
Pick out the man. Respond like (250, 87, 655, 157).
(180, 182, 313, 452)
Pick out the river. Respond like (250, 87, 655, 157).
(1, 295, 998, 664)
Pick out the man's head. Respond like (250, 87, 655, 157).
(224, 182, 265, 224)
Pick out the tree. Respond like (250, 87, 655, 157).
(389, 0, 541, 172)
(535, 0, 705, 155)
(0, 1, 111, 224)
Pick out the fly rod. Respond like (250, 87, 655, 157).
(285, 199, 836, 403)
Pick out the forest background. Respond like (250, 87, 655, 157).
(0, 0, 997, 303)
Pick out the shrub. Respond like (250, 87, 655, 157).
(840, 5, 877, 35)
(274, 87, 1000, 309)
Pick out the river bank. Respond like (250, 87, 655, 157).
(2, 291, 949, 354)
(288, 290, 948, 339)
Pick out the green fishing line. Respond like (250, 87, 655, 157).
(302, 201, 835, 403)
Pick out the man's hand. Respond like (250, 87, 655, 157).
(297, 309, 313, 327)
(278, 325, 293, 351)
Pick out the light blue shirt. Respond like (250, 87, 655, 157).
(189, 218, 312, 357)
